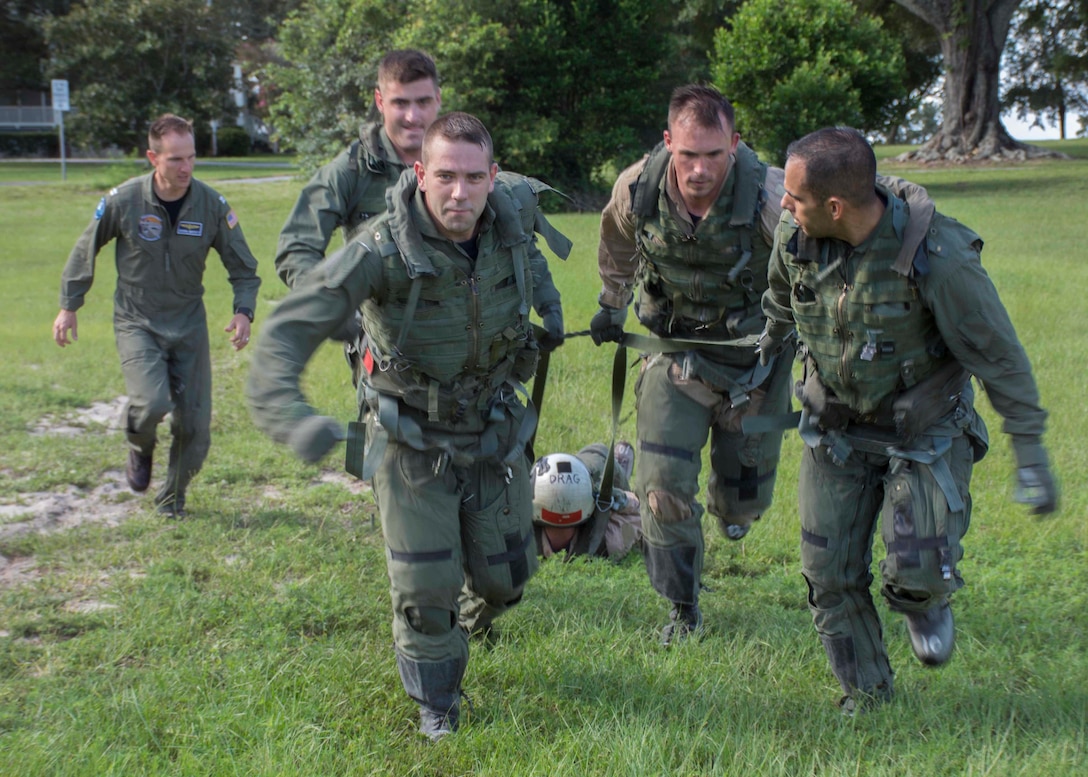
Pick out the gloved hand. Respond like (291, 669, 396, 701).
(590, 304, 627, 346)
(1013, 464, 1059, 516)
(538, 304, 565, 353)
(287, 415, 346, 464)
(331, 310, 364, 344)
(756, 328, 784, 366)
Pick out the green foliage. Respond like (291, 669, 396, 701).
(0, 1, 75, 93)
(213, 126, 251, 157)
(263, 0, 403, 168)
(41, 0, 237, 153)
(711, 0, 908, 164)
(1003, 0, 1088, 140)
(266, 0, 675, 200)
(851, 0, 943, 143)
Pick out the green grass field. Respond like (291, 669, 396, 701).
(0, 148, 1085, 776)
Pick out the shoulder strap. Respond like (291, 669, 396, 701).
(630, 143, 669, 219)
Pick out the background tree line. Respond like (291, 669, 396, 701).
(2, 0, 1087, 200)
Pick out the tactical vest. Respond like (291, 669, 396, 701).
(631, 142, 771, 339)
(358, 172, 567, 423)
(342, 125, 406, 240)
(789, 203, 978, 416)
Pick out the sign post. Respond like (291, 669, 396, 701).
(51, 79, 70, 181)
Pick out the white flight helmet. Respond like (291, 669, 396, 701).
(531, 452, 595, 527)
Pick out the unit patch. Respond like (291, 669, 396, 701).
(177, 220, 204, 237)
(138, 214, 164, 241)
(226, 209, 239, 229)
(94, 197, 106, 220)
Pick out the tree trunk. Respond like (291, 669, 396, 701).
(892, 0, 1065, 161)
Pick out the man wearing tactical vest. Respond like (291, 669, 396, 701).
(247, 113, 569, 741)
(591, 84, 793, 646)
(274, 49, 442, 290)
(760, 127, 1058, 714)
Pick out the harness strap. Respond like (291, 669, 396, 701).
(597, 343, 628, 514)
(393, 277, 423, 357)
(618, 331, 773, 407)
(512, 243, 529, 315)
(798, 408, 966, 513)
(528, 324, 549, 452)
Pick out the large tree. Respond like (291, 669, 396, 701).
(0, 1, 73, 97)
(892, 0, 1064, 160)
(712, 0, 909, 164)
(42, 0, 237, 152)
(268, 0, 674, 200)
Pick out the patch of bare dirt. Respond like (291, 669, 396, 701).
(2, 397, 373, 589)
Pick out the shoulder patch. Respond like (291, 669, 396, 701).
(226, 209, 239, 229)
(219, 195, 228, 205)
(94, 197, 106, 220)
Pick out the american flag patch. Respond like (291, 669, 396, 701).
(226, 209, 239, 229)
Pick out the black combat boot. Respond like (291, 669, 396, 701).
(126, 449, 152, 492)
(660, 602, 703, 647)
(904, 601, 955, 666)
(396, 654, 467, 742)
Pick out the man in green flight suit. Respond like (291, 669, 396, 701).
(760, 127, 1058, 713)
(591, 84, 794, 646)
(52, 114, 261, 516)
(247, 113, 569, 741)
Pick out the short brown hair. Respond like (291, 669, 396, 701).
(785, 127, 876, 207)
(148, 114, 194, 151)
(378, 49, 439, 89)
(423, 112, 493, 163)
(668, 84, 735, 134)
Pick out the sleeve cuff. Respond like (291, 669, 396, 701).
(598, 289, 631, 310)
(1011, 435, 1049, 469)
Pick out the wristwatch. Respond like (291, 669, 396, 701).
(235, 306, 254, 323)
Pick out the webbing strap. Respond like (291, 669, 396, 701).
(528, 323, 549, 452)
(512, 243, 530, 315)
(393, 278, 423, 356)
(597, 343, 628, 513)
(617, 330, 760, 353)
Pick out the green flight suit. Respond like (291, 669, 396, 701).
(59, 173, 260, 511)
(598, 144, 792, 609)
(247, 167, 567, 720)
(762, 186, 1049, 702)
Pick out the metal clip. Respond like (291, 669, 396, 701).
(939, 546, 954, 581)
(861, 329, 883, 362)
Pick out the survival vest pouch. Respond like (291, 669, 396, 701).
(891, 360, 970, 441)
(797, 354, 969, 442)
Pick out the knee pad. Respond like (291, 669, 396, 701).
(405, 606, 457, 636)
(647, 490, 693, 524)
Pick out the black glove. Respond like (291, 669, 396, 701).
(538, 304, 565, 353)
(287, 415, 346, 464)
(756, 328, 784, 366)
(331, 310, 364, 344)
(1014, 464, 1059, 516)
(590, 305, 627, 346)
